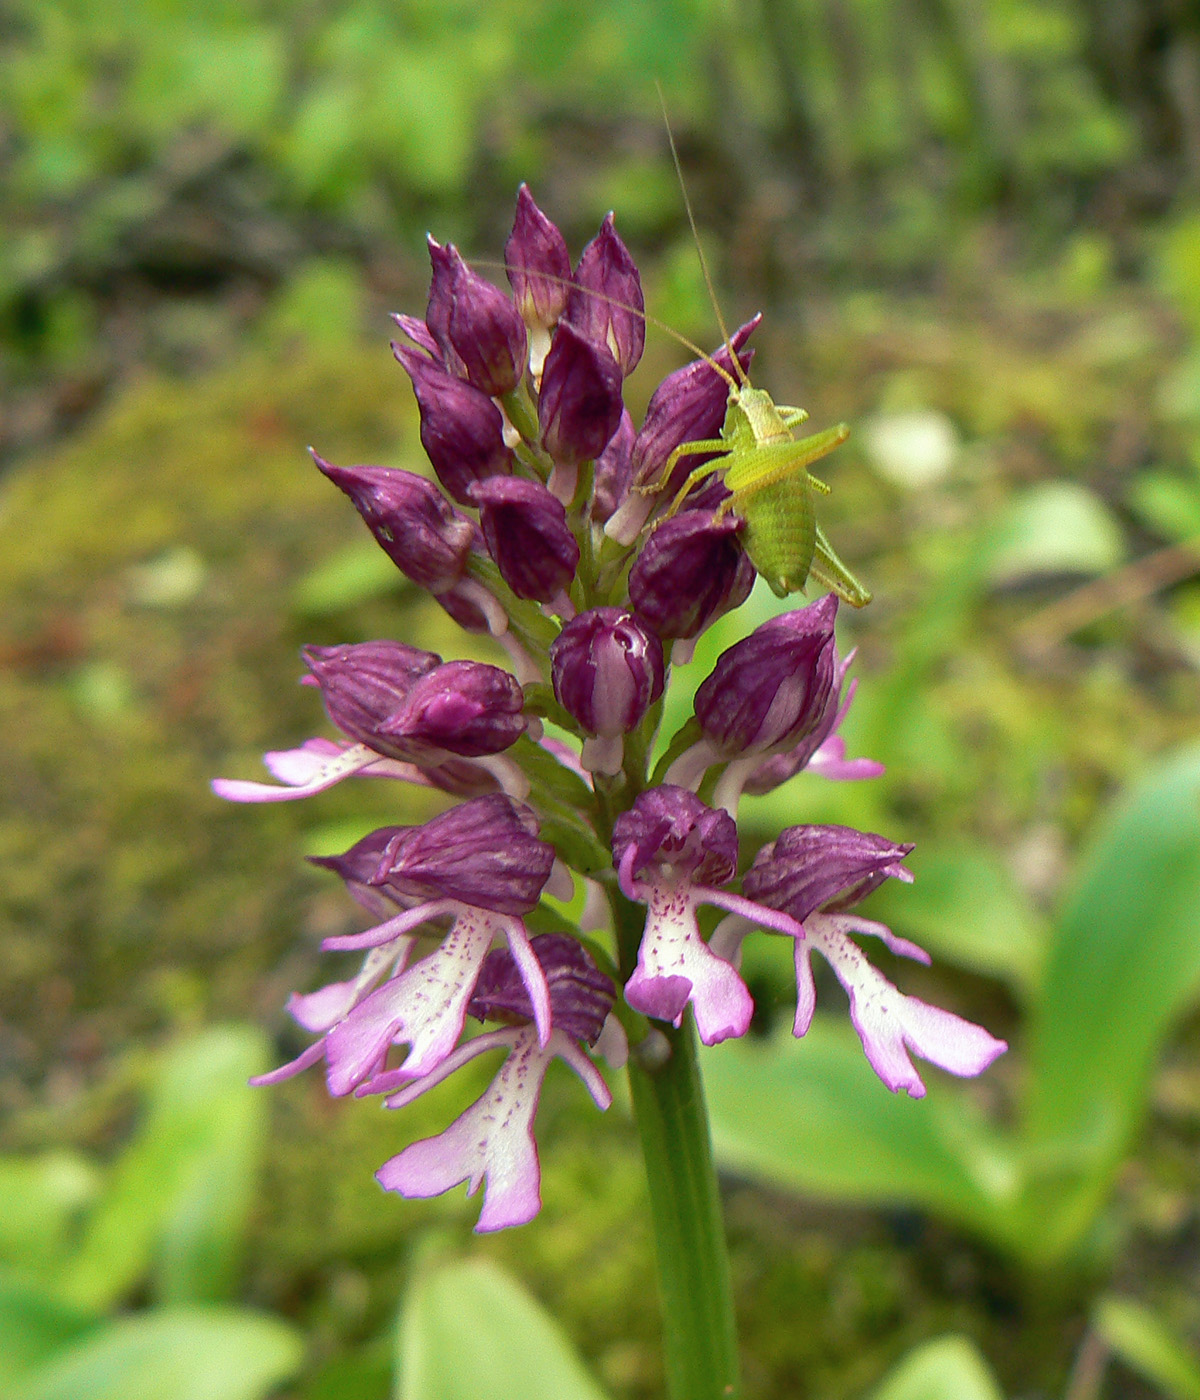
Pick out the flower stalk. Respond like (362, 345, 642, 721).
(615, 893, 742, 1400)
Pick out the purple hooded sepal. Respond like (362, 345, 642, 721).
(313, 455, 479, 593)
(612, 785, 738, 890)
(566, 212, 644, 378)
(368, 793, 555, 915)
(549, 607, 665, 740)
(743, 660, 883, 793)
(505, 185, 572, 333)
(629, 316, 759, 493)
(468, 933, 615, 1045)
(591, 408, 635, 525)
(630, 509, 756, 641)
(538, 320, 624, 469)
(393, 344, 513, 504)
(424, 237, 528, 398)
(375, 1022, 612, 1231)
(693, 594, 839, 757)
(742, 823, 914, 922)
(469, 475, 581, 605)
(302, 643, 526, 763)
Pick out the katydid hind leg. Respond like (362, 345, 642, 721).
(810, 522, 872, 607)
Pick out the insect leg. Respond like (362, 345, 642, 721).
(664, 455, 731, 517)
(777, 407, 809, 428)
(810, 523, 872, 607)
(644, 436, 730, 495)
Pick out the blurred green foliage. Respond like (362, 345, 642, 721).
(0, 1028, 305, 1400)
(0, 0, 1189, 400)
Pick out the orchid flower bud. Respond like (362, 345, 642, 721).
(566, 212, 645, 377)
(549, 607, 664, 775)
(469, 475, 580, 605)
(393, 344, 513, 505)
(313, 455, 478, 593)
(424, 239, 528, 397)
(538, 320, 623, 469)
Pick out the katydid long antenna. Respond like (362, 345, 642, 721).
(467, 259, 743, 394)
(655, 82, 748, 389)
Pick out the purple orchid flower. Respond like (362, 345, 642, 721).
(612, 786, 803, 1045)
(212, 645, 528, 803)
(250, 797, 558, 1095)
(375, 935, 615, 1231)
(740, 825, 1008, 1097)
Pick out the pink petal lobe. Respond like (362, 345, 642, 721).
(623, 883, 753, 1045)
(324, 909, 495, 1094)
(807, 734, 886, 781)
(213, 741, 377, 802)
(807, 916, 1006, 1097)
(376, 1027, 550, 1232)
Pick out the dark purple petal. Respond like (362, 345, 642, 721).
(394, 344, 513, 505)
(429, 243, 528, 397)
(309, 825, 414, 917)
(469, 934, 615, 1044)
(694, 594, 838, 756)
(538, 320, 623, 468)
(567, 212, 644, 377)
(630, 509, 755, 640)
(469, 475, 580, 603)
(612, 786, 738, 887)
(433, 580, 494, 634)
(549, 607, 664, 737)
(506, 185, 572, 331)
(630, 316, 758, 493)
(370, 794, 554, 914)
(743, 655, 880, 793)
(591, 407, 635, 524)
(313, 455, 479, 592)
(391, 313, 441, 359)
(424, 237, 464, 375)
(743, 824, 914, 922)
(302, 641, 440, 759)
(378, 660, 526, 757)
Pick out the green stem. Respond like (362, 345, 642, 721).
(615, 896, 741, 1400)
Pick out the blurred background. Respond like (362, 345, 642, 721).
(2, 1, 1200, 1397)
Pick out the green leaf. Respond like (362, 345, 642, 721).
(396, 1259, 610, 1400)
(1128, 470, 1200, 544)
(1023, 744, 1200, 1251)
(704, 1022, 1018, 1243)
(0, 1273, 100, 1389)
(1093, 1296, 1200, 1400)
(60, 1027, 270, 1310)
(866, 1335, 1006, 1400)
(0, 1153, 98, 1278)
(7, 1307, 303, 1400)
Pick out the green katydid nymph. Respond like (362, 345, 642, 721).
(638, 112, 871, 607)
(647, 358, 869, 606)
